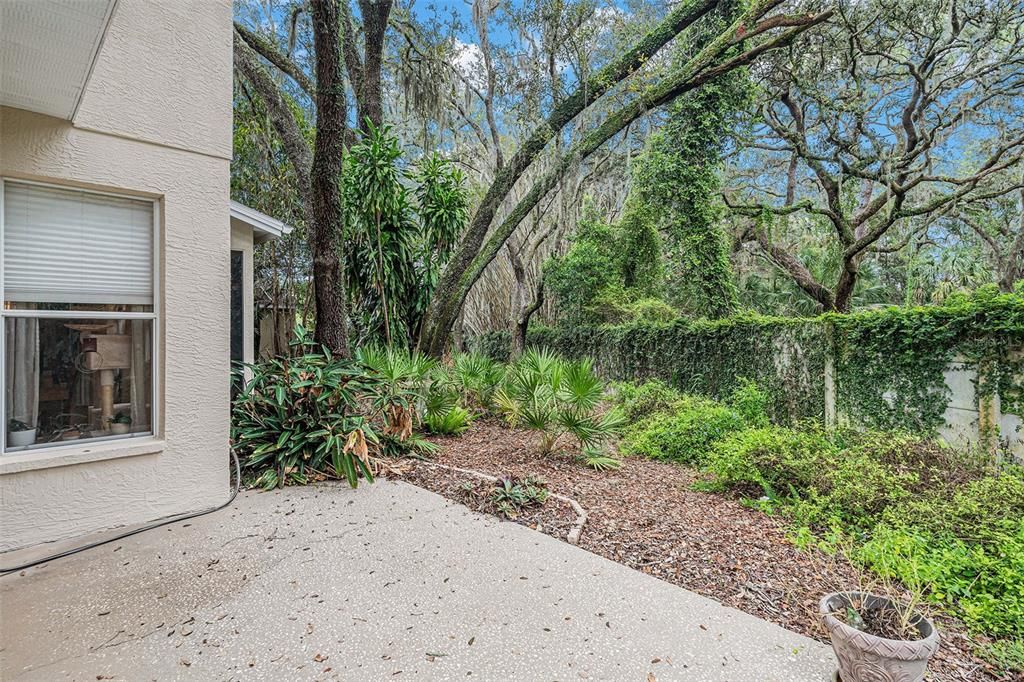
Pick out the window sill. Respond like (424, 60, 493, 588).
(0, 438, 165, 475)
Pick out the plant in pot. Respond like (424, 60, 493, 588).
(109, 412, 132, 435)
(820, 590, 940, 682)
(805, 533, 941, 682)
(7, 418, 37, 448)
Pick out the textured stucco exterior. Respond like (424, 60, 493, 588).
(0, 0, 233, 552)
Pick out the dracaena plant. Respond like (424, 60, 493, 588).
(495, 349, 625, 462)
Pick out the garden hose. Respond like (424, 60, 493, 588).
(0, 449, 241, 575)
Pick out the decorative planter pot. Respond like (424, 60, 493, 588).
(110, 423, 131, 435)
(820, 592, 939, 682)
(8, 428, 36, 447)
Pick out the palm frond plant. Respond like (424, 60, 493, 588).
(451, 351, 506, 412)
(355, 344, 437, 455)
(495, 349, 623, 457)
(578, 446, 624, 471)
(413, 361, 473, 435)
(424, 405, 472, 435)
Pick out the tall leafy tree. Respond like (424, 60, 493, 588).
(726, 0, 1024, 312)
(631, 5, 749, 318)
(233, 0, 395, 353)
(418, 0, 832, 355)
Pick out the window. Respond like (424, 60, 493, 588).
(1, 179, 159, 453)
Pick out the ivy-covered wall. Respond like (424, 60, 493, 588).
(528, 315, 827, 423)
(472, 288, 1024, 445)
(827, 289, 1024, 440)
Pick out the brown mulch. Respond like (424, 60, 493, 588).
(394, 420, 1006, 682)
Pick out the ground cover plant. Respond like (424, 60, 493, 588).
(615, 378, 766, 466)
(701, 421, 1024, 671)
(608, 377, 1024, 674)
(465, 475, 551, 520)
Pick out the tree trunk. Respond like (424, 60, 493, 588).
(309, 0, 350, 354)
(753, 223, 837, 311)
(513, 284, 544, 359)
(233, 29, 352, 355)
(419, 3, 828, 355)
(1000, 187, 1024, 292)
(355, 0, 391, 131)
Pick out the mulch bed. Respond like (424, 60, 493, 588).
(394, 420, 1006, 682)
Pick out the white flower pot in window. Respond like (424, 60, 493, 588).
(8, 428, 37, 448)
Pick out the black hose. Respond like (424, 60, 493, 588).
(0, 449, 241, 575)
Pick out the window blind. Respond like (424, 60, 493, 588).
(2, 182, 153, 305)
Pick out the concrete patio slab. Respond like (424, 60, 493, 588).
(1, 480, 836, 680)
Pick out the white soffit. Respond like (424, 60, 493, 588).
(0, 0, 116, 120)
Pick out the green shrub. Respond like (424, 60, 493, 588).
(817, 453, 918, 529)
(624, 297, 679, 323)
(876, 466, 1024, 541)
(702, 425, 840, 497)
(701, 419, 1024, 653)
(613, 379, 683, 421)
(728, 378, 770, 428)
(544, 214, 622, 324)
(977, 638, 1024, 674)
(839, 431, 993, 493)
(621, 396, 744, 466)
(232, 337, 382, 489)
(450, 351, 506, 411)
(233, 333, 442, 489)
(704, 427, 986, 529)
(589, 287, 677, 324)
(857, 520, 1024, 639)
(424, 405, 472, 435)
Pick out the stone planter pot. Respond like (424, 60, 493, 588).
(8, 427, 36, 448)
(820, 592, 939, 682)
(110, 422, 131, 435)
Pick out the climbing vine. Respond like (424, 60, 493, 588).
(630, 5, 749, 319)
(829, 286, 1024, 436)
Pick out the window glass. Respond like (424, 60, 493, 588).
(4, 318, 153, 450)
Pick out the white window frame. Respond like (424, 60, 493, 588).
(0, 177, 161, 455)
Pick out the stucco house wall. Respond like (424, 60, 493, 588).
(0, 0, 233, 552)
